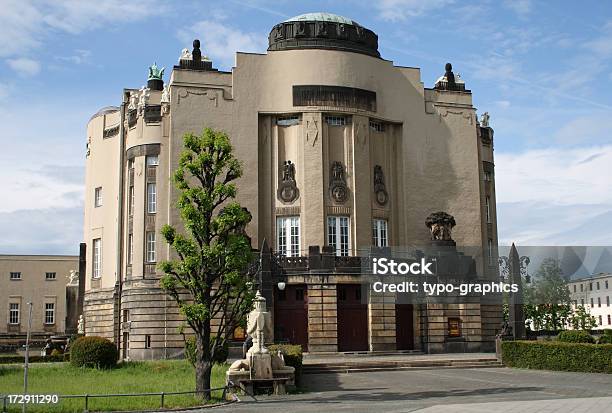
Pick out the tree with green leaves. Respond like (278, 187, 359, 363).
(523, 258, 571, 331)
(159, 128, 255, 400)
(568, 305, 597, 330)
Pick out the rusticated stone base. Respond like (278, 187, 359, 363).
(83, 287, 118, 342)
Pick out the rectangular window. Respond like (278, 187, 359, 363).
(94, 187, 102, 207)
(485, 196, 491, 223)
(122, 309, 130, 323)
(573, 285, 576, 293)
(591, 298, 594, 308)
(325, 116, 347, 126)
(45, 272, 56, 280)
(9, 303, 20, 324)
(369, 120, 385, 132)
(488, 239, 494, 265)
(146, 232, 156, 263)
(44, 303, 55, 324)
(598, 297, 601, 307)
(145, 335, 152, 349)
(580, 284, 583, 292)
(128, 186, 135, 216)
(128, 159, 134, 170)
(372, 219, 388, 248)
(147, 183, 157, 213)
(590, 282, 593, 291)
(606, 280, 609, 289)
(599, 315, 603, 326)
(597, 281, 600, 290)
(146, 155, 159, 166)
(608, 314, 611, 325)
(127, 234, 133, 265)
(607, 296, 610, 307)
(93, 238, 102, 278)
(276, 115, 300, 126)
(10, 272, 21, 280)
(581, 298, 584, 306)
(484, 171, 492, 181)
(328, 216, 350, 256)
(276, 216, 300, 257)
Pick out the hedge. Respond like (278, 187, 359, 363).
(502, 340, 612, 373)
(0, 354, 66, 364)
(557, 330, 595, 343)
(268, 344, 303, 378)
(70, 336, 118, 369)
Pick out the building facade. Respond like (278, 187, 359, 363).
(83, 13, 501, 359)
(569, 273, 612, 329)
(0, 255, 80, 343)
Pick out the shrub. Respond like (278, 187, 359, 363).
(502, 340, 612, 373)
(0, 354, 65, 364)
(598, 329, 612, 344)
(268, 344, 303, 378)
(70, 336, 118, 369)
(184, 336, 228, 367)
(557, 330, 595, 343)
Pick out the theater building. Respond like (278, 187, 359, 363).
(83, 12, 501, 359)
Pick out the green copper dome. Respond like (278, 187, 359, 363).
(284, 12, 361, 27)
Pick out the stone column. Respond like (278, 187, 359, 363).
(369, 290, 396, 351)
(307, 281, 337, 352)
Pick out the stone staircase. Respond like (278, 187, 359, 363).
(302, 353, 502, 374)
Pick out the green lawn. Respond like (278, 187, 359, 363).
(0, 360, 228, 412)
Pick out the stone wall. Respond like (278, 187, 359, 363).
(83, 287, 117, 342)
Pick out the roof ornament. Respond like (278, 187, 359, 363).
(444, 63, 456, 89)
(147, 62, 165, 81)
(480, 112, 490, 127)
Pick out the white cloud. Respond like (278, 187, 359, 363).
(177, 20, 267, 70)
(502, 0, 532, 17)
(0, 0, 165, 58)
(56, 49, 92, 65)
(6, 57, 40, 76)
(375, 0, 454, 22)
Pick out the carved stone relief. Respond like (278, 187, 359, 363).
(329, 161, 348, 203)
(277, 160, 299, 204)
(373, 165, 388, 206)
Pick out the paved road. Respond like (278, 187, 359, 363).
(196, 368, 612, 413)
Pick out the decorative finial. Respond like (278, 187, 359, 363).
(147, 62, 165, 81)
(192, 39, 202, 63)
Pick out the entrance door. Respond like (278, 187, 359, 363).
(337, 284, 368, 352)
(395, 303, 414, 350)
(274, 284, 308, 351)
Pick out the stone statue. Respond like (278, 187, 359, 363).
(179, 48, 192, 61)
(332, 161, 344, 181)
(282, 160, 295, 183)
(67, 270, 79, 286)
(128, 91, 138, 111)
(425, 211, 456, 241)
(278, 160, 299, 203)
(480, 112, 490, 127)
(373, 165, 388, 206)
(138, 86, 150, 113)
(77, 315, 84, 334)
(246, 291, 273, 355)
(329, 161, 348, 203)
(161, 84, 170, 104)
(227, 290, 295, 393)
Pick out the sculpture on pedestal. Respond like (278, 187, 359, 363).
(425, 211, 456, 241)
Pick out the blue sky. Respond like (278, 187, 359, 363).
(0, 0, 611, 254)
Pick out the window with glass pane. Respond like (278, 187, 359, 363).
(10, 272, 21, 280)
(94, 187, 102, 207)
(128, 186, 134, 215)
(372, 219, 388, 247)
(328, 216, 350, 256)
(146, 232, 156, 262)
(485, 196, 491, 223)
(44, 303, 55, 324)
(93, 238, 102, 278)
(276, 216, 300, 257)
(9, 303, 19, 324)
(45, 272, 56, 280)
(147, 183, 157, 213)
(127, 234, 133, 265)
(146, 155, 159, 166)
(488, 239, 494, 265)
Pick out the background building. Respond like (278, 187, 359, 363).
(83, 13, 501, 359)
(569, 273, 612, 329)
(0, 255, 80, 345)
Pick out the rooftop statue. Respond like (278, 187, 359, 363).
(425, 211, 456, 241)
(148, 62, 165, 81)
(480, 112, 490, 127)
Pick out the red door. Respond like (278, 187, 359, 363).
(274, 284, 308, 351)
(337, 284, 368, 352)
(395, 304, 414, 350)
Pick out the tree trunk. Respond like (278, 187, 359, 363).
(195, 332, 213, 400)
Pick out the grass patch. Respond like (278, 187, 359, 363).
(0, 360, 228, 412)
